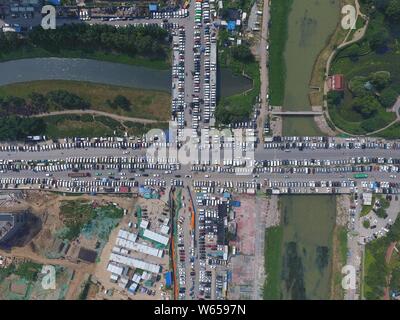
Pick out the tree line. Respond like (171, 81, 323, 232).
(0, 23, 170, 59)
(0, 90, 90, 116)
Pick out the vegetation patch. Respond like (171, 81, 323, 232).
(59, 200, 97, 241)
(0, 80, 170, 121)
(0, 24, 170, 69)
(15, 262, 42, 282)
(216, 35, 259, 124)
(363, 212, 400, 299)
(268, 0, 293, 106)
(263, 226, 283, 300)
(330, 1, 400, 136)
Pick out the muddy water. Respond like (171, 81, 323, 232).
(280, 195, 336, 300)
(282, 0, 339, 135)
(278, 4, 339, 299)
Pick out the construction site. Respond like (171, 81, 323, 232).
(0, 190, 141, 300)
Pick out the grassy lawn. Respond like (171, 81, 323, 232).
(376, 122, 400, 139)
(263, 226, 283, 300)
(0, 80, 170, 121)
(44, 116, 118, 139)
(123, 121, 170, 137)
(0, 47, 170, 70)
(42, 114, 168, 139)
(268, 0, 293, 106)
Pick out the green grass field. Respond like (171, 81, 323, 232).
(0, 80, 171, 121)
(268, 0, 293, 106)
(376, 123, 400, 139)
(41, 114, 168, 139)
(263, 226, 283, 300)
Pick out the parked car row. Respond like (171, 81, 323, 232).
(0, 177, 138, 193)
(201, 0, 217, 124)
(151, 9, 188, 19)
(264, 137, 400, 150)
(171, 27, 186, 138)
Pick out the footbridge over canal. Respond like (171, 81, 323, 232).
(270, 106, 323, 116)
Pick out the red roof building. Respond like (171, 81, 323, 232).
(328, 74, 345, 91)
(119, 186, 129, 193)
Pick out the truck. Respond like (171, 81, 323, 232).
(68, 172, 91, 178)
(353, 173, 368, 179)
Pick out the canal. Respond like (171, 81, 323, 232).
(0, 58, 250, 98)
(274, 0, 340, 300)
(282, 0, 339, 136)
(279, 195, 336, 299)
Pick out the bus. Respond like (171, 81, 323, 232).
(353, 173, 368, 179)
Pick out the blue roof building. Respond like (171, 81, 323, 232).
(165, 272, 172, 287)
(149, 4, 158, 12)
(227, 21, 236, 31)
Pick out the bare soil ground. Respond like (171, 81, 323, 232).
(0, 191, 138, 299)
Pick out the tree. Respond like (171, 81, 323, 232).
(113, 95, 131, 111)
(349, 76, 369, 97)
(379, 87, 399, 108)
(29, 92, 48, 114)
(47, 90, 90, 110)
(369, 71, 391, 91)
(346, 45, 361, 61)
(386, 0, 400, 22)
(327, 91, 343, 106)
(369, 28, 390, 52)
(231, 45, 254, 63)
(351, 95, 380, 118)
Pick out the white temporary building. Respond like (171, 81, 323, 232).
(118, 229, 137, 242)
(107, 262, 124, 276)
(160, 225, 169, 235)
(116, 238, 163, 258)
(140, 219, 149, 229)
(132, 274, 141, 284)
(109, 253, 161, 274)
(142, 229, 169, 246)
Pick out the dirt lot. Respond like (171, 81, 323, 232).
(0, 191, 139, 299)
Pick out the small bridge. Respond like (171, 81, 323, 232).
(270, 106, 323, 116)
(270, 111, 323, 116)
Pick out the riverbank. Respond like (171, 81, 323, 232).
(268, 0, 293, 106)
(330, 195, 350, 300)
(0, 47, 170, 70)
(0, 80, 171, 121)
(309, 0, 358, 107)
(0, 24, 171, 70)
(263, 226, 283, 299)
